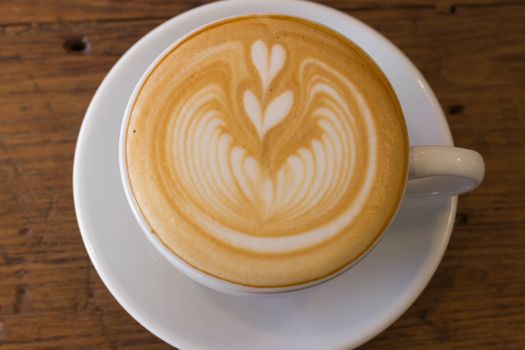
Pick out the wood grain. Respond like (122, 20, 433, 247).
(1, 0, 523, 25)
(1, 1, 524, 349)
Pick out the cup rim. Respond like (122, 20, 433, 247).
(118, 13, 409, 295)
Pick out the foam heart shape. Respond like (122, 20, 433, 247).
(243, 89, 293, 140)
(251, 40, 286, 91)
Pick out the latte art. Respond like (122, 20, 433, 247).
(127, 16, 408, 287)
(171, 40, 376, 253)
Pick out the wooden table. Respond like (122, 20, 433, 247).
(1, 1, 524, 349)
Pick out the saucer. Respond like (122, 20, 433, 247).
(73, 1, 456, 349)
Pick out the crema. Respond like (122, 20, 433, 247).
(126, 15, 408, 287)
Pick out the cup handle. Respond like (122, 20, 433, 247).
(406, 146, 485, 198)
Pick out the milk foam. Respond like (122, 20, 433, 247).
(126, 15, 407, 286)
(171, 45, 377, 252)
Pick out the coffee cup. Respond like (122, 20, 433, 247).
(119, 14, 484, 295)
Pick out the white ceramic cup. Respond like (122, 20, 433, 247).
(118, 14, 485, 296)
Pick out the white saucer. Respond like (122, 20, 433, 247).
(73, 1, 457, 349)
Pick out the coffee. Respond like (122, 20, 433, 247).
(126, 15, 408, 287)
